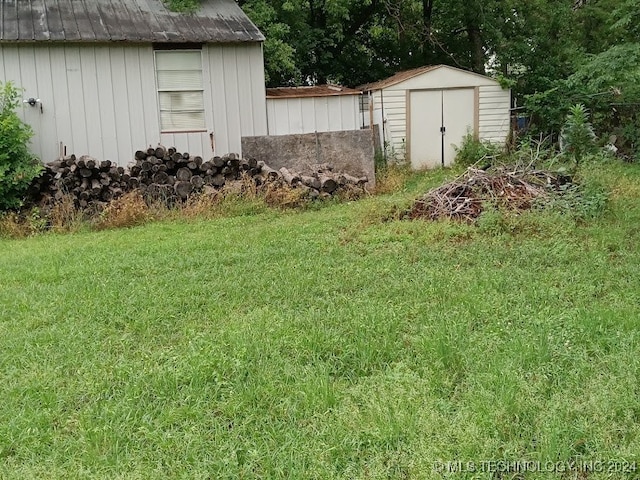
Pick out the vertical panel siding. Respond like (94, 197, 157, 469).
(248, 44, 268, 134)
(66, 46, 89, 155)
(341, 96, 359, 131)
(137, 46, 161, 155)
(314, 98, 330, 132)
(220, 46, 241, 153)
(94, 46, 119, 162)
(13, 47, 41, 155)
(48, 46, 75, 158)
(0, 45, 52, 159)
(204, 44, 229, 155)
(235, 46, 256, 141)
(109, 47, 135, 163)
(199, 43, 267, 156)
(266, 95, 360, 135)
(123, 48, 148, 156)
(2, 42, 267, 163)
(79, 47, 104, 160)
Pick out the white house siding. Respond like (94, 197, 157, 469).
(369, 66, 510, 160)
(371, 89, 406, 157)
(478, 84, 511, 143)
(0, 42, 267, 164)
(266, 95, 360, 135)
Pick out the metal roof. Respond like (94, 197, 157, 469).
(0, 0, 264, 43)
(266, 85, 362, 99)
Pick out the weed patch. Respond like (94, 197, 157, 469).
(374, 163, 413, 194)
(94, 191, 149, 230)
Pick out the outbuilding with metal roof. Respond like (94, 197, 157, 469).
(0, 0, 268, 163)
(360, 65, 511, 169)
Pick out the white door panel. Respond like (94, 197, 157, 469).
(409, 88, 475, 169)
(443, 88, 475, 166)
(409, 89, 442, 169)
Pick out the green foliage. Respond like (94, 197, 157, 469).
(164, 0, 199, 12)
(0, 82, 41, 211)
(545, 180, 609, 220)
(454, 132, 502, 167)
(559, 104, 597, 167)
(238, 0, 560, 87)
(526, 43, 640, 159)
(509, 134, 557, 168)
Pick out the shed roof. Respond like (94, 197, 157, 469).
(266, 85, 361, 99)
(359, 64, 495, 91)
(0, 0, 264, 43)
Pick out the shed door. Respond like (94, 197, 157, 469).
(409, 88, 475, 169)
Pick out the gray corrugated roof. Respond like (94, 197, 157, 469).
(0, 0, 264, 43)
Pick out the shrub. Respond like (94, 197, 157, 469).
(454, 132, 502, 168)
(0, 81, 42, 211)
(560, 104, 597, 168)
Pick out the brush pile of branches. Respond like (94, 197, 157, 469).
(408, 166, 572, 222)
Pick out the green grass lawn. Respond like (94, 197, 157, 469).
(1, 163, 640, 479)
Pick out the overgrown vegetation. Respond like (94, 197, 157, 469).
(0, 81, 41, 211)
(0, 180, 314, 238)
(525, 43, 640, 160)
(559, 104, 597, 169)
(454, 132, 503, 168)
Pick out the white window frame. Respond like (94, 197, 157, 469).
(154, 48, 206, 133)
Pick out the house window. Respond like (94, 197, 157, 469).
(155, 50, 206, 132)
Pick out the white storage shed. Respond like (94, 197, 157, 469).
(361, 65, 511, 169)
(266, 85, 362, 136)
(0, 0, 268, 164)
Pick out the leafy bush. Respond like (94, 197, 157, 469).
(559, 104, 597, 167)
(0, 81, 41, 210)
(454, 132, 502, 167)
(525, 43, 640, 159)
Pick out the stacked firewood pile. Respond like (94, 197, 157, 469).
(29, 147, 369, 210)
(408, 166, 569, 222)
(30, 155, 127, 209)
(128, 147, 255, 202)
(266, 162, 368, 199)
